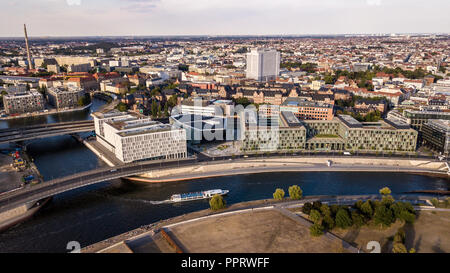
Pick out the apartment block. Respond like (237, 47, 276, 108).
(47, 86, 85, 109)
(3, 90, 44, 114)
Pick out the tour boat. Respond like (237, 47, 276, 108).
(170, 189, 229, 203)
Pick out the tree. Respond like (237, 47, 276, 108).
(209, 194, 226, 211)
(323, 215, 335, 230)
(351, 211, 365, 228)
(151, 100, 158, 118)
(381, 195, 395, 206)
(320, 204, 331, 217)
(302, 203, 312, 215)
(431, 198, 439, 207)
(379, 187, 392, 195)
(392, 243, 408, 253)
(273, 188, 285, 200)
(233, 97, 251, 107)
(288, 185, 303, 200)
(117, 102, 128, 112)
(373, 204, 394, 227)
(178, 64, 189, 72)
(391, 202, 416, 223)
(330, 204, 340, 216)
(309, 209, 322, 224)
(380, 187, 394, 205)
(234, 47, 248, 54)
(310, 223, 324, 237)
(168, 94, 178, 108)
(312, 201, 323, 211)
(335, 209, 353, 229)
(164, 103, 169, 117)
(354, 200, 364, 211)
(393, 228, 405, 244)
(77, 96, 85, 107)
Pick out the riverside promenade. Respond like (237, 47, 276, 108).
(128, 156, 450, 183)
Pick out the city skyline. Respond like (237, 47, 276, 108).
(1, 0, 450, 37)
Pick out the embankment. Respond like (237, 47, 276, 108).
(128, 157, 449, 183)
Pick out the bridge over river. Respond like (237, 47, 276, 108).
(0, 157, 197, 213)
(0, 120, 95, 144)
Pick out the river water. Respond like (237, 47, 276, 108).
(0, 99, 448, 253)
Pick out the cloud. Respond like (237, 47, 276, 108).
(121, 0, 160, 13)
(366, 0, 382, 6)
(66, 0, 81, 6)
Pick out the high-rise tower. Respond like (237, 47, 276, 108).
(24, 24, 33, 70)
(246, 48, 280, 82)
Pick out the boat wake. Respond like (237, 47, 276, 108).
(148, 200, 172, 205)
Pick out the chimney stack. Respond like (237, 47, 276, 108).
(24, 24, 34, 70)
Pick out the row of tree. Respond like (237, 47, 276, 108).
(273, 185, 303, 201)
(303, 187, 416, 237)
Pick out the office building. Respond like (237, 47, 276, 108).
(92, 111, 187, 163)
(421, 119, 450, 156)
(170, 114, 229, 144)
(241, 111, 417, 153)
(246, 48, 280, 81)
(403, 109, 450, 132)
(280, 97, 334, 121)
(241, 110, 307, 152)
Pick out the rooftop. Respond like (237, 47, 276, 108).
(425, 119, 450, 133)
(280, 111, 304, 128)
(281, 97, 333, 109)
(337, 115, 363, 128)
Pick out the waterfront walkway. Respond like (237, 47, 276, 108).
(130, 157, 449, 183)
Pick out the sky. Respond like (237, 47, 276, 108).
(1, 0, 449, 37)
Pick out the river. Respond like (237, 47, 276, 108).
(0, 98, 448, 253)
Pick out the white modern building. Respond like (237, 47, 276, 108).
(177, 98, 234, 117)
(246, 48, 280, 81)
(92, 111, 187, 163)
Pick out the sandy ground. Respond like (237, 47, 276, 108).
(0, 154, 22, 193)
(404, 211, 450, 253)
(83, 199, 277, 253)
(125, 232, 176, 253)
(85, 199, 450, 253)
(332, 211, 450, 253)
(167, 209, 346, 253)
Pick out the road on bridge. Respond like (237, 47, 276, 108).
(0, 120, 95, 144)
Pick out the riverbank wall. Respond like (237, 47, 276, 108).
(0, 103, 92, 121)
